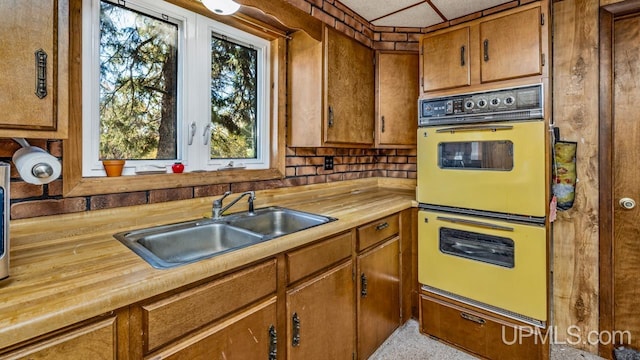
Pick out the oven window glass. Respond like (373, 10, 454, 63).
(438, 141, 513, 170)
(439, 227, 514, 268)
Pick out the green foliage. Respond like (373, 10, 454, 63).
(209, 36, 258, 159)
(99, 1, 177, 160)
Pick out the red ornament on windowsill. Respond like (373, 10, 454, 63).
(171, 162, 184, 173)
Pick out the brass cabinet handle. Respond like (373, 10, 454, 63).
(361, 273, 368, 297)
(483, 39, 489, 62)
(292, 312, 301, 347)
(269, 325, 277, 360)
(375, 222, 389, 231)
(461, 312, 486, 325)
(328, 106, 334, 127)
(381, 116, 385, 133)
(460, 45, 466, 66)
(35, 49, 48, 99)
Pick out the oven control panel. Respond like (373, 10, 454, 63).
(419, 84, 543, 126)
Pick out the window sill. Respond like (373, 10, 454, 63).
(63, 168, 285, 197)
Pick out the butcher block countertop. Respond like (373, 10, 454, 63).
(0, 178, 416, 350)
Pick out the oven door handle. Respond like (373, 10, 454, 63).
(436, 216, 514, 232)
(435, 124, 513, 133)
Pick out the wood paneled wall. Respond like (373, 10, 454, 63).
(552, 0, 600, 353)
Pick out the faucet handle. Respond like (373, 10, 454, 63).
(214, 191, 232, 207)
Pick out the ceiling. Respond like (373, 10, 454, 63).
(338, 0, 514, 28)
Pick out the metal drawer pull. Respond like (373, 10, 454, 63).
(375, 222, 389, 231)
(292, 312, 301, 347)
(328, 106, 334, 127)
(361, 273, 368, 297)
(35, 49, 48, 99)
(269, 325, 277, 360)
(483, 39, 489, 62)
(436, 125, 513, 133)
(461, 312, 486, 325)
(436, 216, 514, 232)
(381, 116, 385, 133)
(460, 45, 465, 66)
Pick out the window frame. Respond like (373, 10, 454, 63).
(63, 0, 286, 197)
(81, 0, 271, 177)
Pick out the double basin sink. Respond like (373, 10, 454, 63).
(114, 207, 336, 269)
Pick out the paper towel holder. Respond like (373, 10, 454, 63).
(12, 138, 60, 182)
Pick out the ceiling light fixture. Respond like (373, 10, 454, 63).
(202, 0, 240, 15)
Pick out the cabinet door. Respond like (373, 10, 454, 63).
(421, 27, 470, 92)
(357, 237, 400, 360)
(287, 261, 355, 360)
(480, 7, 542, 83)
(376, 52, 418, 148)
(325, 28, 374, 146)
(154, 299, 277, 360)
(0, 0, 68, 137)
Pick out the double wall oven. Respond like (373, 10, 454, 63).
(417, 84, 548, 327)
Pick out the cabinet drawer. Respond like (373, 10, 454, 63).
(142, 259, 276, 353)
(420, 294, 546, 359)
(286, 232, 352, 284)
(357, 214, 399, 251)
(151, 298, 277, 360)
(1, 317, 117, 360)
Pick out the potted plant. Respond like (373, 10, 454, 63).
(101, 148, 125, 177)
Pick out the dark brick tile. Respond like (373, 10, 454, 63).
(397, 148, 417, 156)
(387, 171, 408, 178)
(295, 148, 317, 156)
(10, 181, 43, 199)
(11, 198, 87, 219)
(381, 32, 408, 42)
(285, 167, 296, 177)
(306, 157, 325, 166)
(311, 7, 335, 26)
(90, 192, 147, 210)
(47, 180, 63, 196)
(323, 2, 344, 21)
(286, 157, 306, 166)
(395, 42, 419, 52)
(307, 175, 327, 184)
(149, 187, 193, 203)
(194, 183, 231, 197)
(327, 173, 343, 182)
(296, 166, 317, 176)
(374, 41, 395, 51)
(316, 148, 336, 156)
(286, 0, 312, 13)
(388, 156, 408, 163)
(335, 22, 355, 38)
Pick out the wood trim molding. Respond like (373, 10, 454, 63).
(62, 0, 286, 197)
(598, 7, 614, 360)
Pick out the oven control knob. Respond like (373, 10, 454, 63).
(490, 98, 501, 106)
(477, 99, 487, 108)
(505, 96, 515, 105)
(620, 197, 636, 210)
(464, 100, 474, 110)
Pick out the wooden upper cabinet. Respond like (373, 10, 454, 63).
(325, 28, 375, 145)
(480, 7, 542, 83)
(0, 0, 68, 138)
(420, 1, 547, 94)
(288, 26, 374, 148)
(420, 27, 471, 92)
(376, 52, 418, 148)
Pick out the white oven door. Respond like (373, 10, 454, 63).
(418, 210, 547, 322)
(417, 120, 546, 217)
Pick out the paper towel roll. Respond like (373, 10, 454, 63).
(12, 146, 61, 185)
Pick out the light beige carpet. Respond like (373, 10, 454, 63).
(369, 320, 606, 360)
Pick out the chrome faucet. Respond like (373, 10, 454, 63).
(212, 191, 256, 219)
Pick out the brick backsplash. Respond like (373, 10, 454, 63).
(2, 137, 416, 219)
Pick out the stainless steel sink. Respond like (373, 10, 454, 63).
(114, 207, 335, 269)
(223, 207, 336, 238)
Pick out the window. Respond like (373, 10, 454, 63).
(82, 0, 270, 176)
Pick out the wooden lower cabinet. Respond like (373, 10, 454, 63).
(420, 293, 549, 360)
(150, 298, 277, 360)
(0, 313, 124, 360)
(286, 261, 355, 360)
(357, 237, 400, 360)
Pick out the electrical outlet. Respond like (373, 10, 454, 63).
(324, 156, 334, 170)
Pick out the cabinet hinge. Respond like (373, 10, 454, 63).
(541, 53, 545, 66)
(541, 13, 545, 26)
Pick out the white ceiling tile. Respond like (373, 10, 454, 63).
(430, 0, 512, 20)
(338, 0, 423, 22)
(372, 3, 442, 28)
